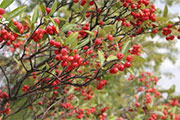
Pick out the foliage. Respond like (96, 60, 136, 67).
(0, 0, 180, 120)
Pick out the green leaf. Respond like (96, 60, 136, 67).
(150, 33, 155, 39)
(56, 37, 64, 45)
(163, 4, 168, 18)
(98, 51, 105, 66)
(39, 3, 46, 14)
(50, 17, 59, 32)
(98, 29, 106, 37)
(45, 63, 50, 70)
(5, 6, 27, 20)
(121, 40, 131, 55)
(76, 38, 90, 49)
(65, 32, 78, 46)
(102, 40, 108, 51)
(103, 25, 116, 34)
(157, 17, 169, 22)
(141, 41, 154, 47)
(49, 0, 58, 16)
(9, 25, 21, 35)
(153, 111, 164, 116)
(115, 42, 120, 52)
(127, 67, 135, 75)
(85, 30, 94, 36)
(168, 84, 175, 93)
(134, 114, 145, 120)
(108, 114, 118, 120)
(132, 56, 146, 69)
(107, 55, 117, 61)
(8, 20, 21, 35)
(140, 4, 146, 9)
(61, 23, 77, 32)
(0, 0, 14, 9)
(32, 8, 39, 24)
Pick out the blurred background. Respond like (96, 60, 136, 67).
(155, 0, 180, 93)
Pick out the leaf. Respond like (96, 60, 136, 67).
(108, 114, 118, 120)
(107, 55, 117, 61)
(127, 67, 135, 75)
(103, 25, 116, 34)
(98, 29, 106, 37)
(50, 17, 59, 32)
(49, 0, 58, 16)
(140, 4, 146, 9)
(163, 4, 168, 18)
(13, 57, 22, 67)
(121, 40, 131, 55)
(102, 40, 108, 51)
(85, 30, 94, 36)
(32, 8, 39, 24)
(76, 38, 90, 49)
(65, 32, 78, 46)
(61, 23, 77, 32)
(115, 42, 120, 52)
(56, 37, 64, 45)
(156, 17, 169, 22)
(0, 0, 14, 9)
(8, 20, 21, 35)
(141, 41, 154, 47)
(98, 51, 105, 66)
(132, 56, 146, 68)
(39, 3, 46, 14)
(5, 6, 27, 20)
(153, 111, 164, 116)
(9, 25, 21, 35)
(45, 63, 50, 70)
(134, 114, 145, 120)
(168, 84, 175, 93)
(150, 33, 155, 39)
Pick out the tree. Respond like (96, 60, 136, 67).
(0, 0, 180, 119)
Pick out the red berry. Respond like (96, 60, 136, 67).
(54, 18, 60, 24)
(178, 28, 180, 32)
(124, 62, 131, 68)
(39, 101, 43, 105)
(95, 38, 102, 45)
(61, 48, 68, 55)
(116, 53, 124, 59)
(99, 21, 104, 26)
(126, 23, 130, 27)
(118, 64, 125, 71)
(170, 35, 175, 40)
(49, 40, 55, 46)
(89, 1, 94, 6)
(107, 34, 113, 41)
(45, 7, 51, 14)
(81, 0, 87, 6)
(135, 102, 140, 107)
(126, 55, 133, 62)
(131, 3, 136, 9)
(168, 24, 173, 28)
(110, 67, 119, 74)
(153, 29, 158, 34)
(74, 0, 79, 3)
(123, 2, 128, 7)
(0, 8, 5, 15)
(67, 56, 74, 62)
(178, 36, 180, 39)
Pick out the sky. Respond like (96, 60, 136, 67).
(154, 1, 180, 94)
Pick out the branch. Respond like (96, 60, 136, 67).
(0, 66, 11, 98)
